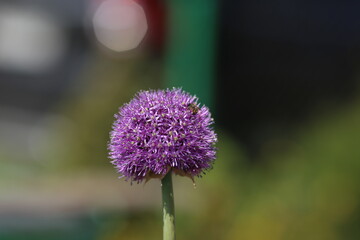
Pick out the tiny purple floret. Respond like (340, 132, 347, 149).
(108, 88, 217, 183)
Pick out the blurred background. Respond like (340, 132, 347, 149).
(1, 0, 360, 239)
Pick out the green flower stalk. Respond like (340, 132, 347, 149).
(162, 171, 176, 240)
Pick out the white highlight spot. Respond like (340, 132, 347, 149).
(93, 0, 148, 52)
(0, 6, 66, 73)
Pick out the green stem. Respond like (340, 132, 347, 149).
(162, 171, 176, 240)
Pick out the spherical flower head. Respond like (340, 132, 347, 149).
(108, 88, 217, 183)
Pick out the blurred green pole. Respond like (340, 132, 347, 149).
(165, 0, 218, 109)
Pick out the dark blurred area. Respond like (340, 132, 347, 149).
(218, 0, 360, 156)
(1, 0, 360, 239)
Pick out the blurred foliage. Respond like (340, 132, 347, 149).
(224, 100, 360, 240)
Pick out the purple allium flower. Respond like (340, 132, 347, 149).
(108, 88, 217, 183)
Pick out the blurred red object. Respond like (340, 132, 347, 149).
(136, 0, 166, 54)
